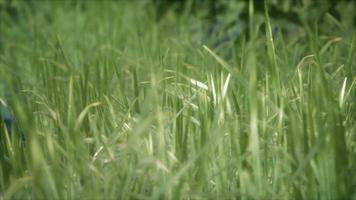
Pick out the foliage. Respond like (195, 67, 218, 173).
(0, 1, 355, 199)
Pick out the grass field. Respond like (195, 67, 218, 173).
(0, 1, 355, 199)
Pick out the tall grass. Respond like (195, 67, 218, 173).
(0, 1, 355, 199)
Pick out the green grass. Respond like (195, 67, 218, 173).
(0, 1, 355, 199)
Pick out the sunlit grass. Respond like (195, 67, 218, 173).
(0, 1, 355, 199)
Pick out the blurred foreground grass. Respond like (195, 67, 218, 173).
(0, 1, 355, 199)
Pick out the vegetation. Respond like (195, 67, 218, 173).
(0, 1, 355, 199)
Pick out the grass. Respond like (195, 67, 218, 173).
(0, 1, 355, 199)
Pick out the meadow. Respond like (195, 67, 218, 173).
(0, 1, 355, 199)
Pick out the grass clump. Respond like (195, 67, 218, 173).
(0, 1, 355, 199)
